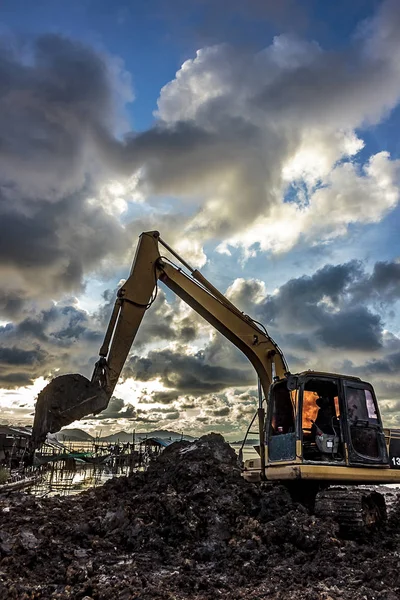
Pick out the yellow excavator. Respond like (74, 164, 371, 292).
(32, 231, 400, 532)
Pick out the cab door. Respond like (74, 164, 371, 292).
(343, 381, 388, 465)
(266, 381, 297, 462)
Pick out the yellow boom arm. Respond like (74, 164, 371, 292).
(93, 230, 287, 399)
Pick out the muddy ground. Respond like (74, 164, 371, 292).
(0, 434, 399, 600)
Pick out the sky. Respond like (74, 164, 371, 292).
(1, 0, 400, 440)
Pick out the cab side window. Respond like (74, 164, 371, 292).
(270, 382, 295, 435)
(268, 381, 296, 462)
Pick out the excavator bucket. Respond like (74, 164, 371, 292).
(32, 374, 109, 449)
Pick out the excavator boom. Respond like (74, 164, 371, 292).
(32, 231, 287, 452)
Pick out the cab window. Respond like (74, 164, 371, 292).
(346, 387, 378, 424)
(270, 382, 295, 435)
(267, 381, 296, 462)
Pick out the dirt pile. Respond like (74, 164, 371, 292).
(0, 433, 399, 599)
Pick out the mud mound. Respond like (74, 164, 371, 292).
(0, 434, 399, 599)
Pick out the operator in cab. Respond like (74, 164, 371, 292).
(312, 396, 336, 437)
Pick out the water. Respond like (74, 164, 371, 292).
(30, 462, 135, 497)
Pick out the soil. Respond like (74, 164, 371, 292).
(0, 433, 399, 600)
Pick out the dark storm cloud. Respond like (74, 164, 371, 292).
(151, 391, 180, 405)
(316, 306, 382, 351)
(0, 34, 113, 183)
(257, 262, 362, 327)
(0, 345, 48, 388)
(0, 188, 127, 301)
(278, 332, 316, 353)
(252, 261, 387, 351)
(0, 291, 27, 319)
(212, 406, 230, 417)
(0, 34, 130, 314)
(0, 347, 46, 366)
(125, 348, 254, 395)
(361, 351, 400, 375)
(0, 302, 104, 387)
(351, 261, 400, 305)
(91, 396, 138, 420)
(163, 411, 180, 420)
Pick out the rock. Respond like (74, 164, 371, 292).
(0, 531, 14, 554)
(19, 530, 39, 550)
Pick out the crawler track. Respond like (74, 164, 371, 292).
(315, 486, 387, 535)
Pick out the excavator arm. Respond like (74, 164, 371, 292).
(95, 230, 287, 398)
(32, 231, 288, 464)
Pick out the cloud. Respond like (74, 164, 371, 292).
(91, 396, 137, 420)
(125, 347, 255, 395)
(224, 259, 400, 363)
(163, 411, 180, 421)
(0, 301, 103, 387)
(0, 34, 133, 314)
(225, 278, 267, 312)
(212, 406, 230, 417)
(316, 307, 382, 351)
(218, 151, 400, 255)
(256, 261, 363, 329)
(96, 286, 202, 352)
(94, 0, 400, 258)
(358, 351, 400, 376)
(0, 347, 47, 367)
(150, 391, 180, 405)
(2, 2, 400, 321)
(351, 261, 400, 305)
(0, 279, 205, 389)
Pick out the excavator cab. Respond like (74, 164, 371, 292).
(258, 372, 395, 533)
(265, 372, 389, 473)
